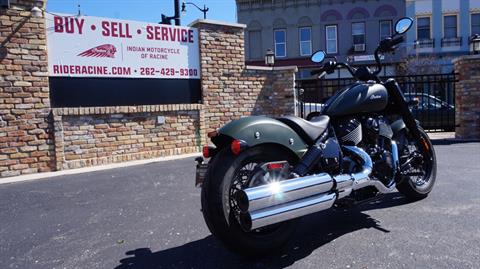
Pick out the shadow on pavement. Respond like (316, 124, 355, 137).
(115, 193, 412, 269)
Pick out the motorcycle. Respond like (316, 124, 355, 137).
(195, 17, 436, 256)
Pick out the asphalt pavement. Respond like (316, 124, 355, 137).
(0, 141, 479, 269)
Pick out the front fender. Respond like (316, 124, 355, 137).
(391, 119, 407, 134)
(217, 116, 308, 158)
(392, 118, 421, 134)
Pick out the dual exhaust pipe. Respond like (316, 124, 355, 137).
(235, 145, 397, 231)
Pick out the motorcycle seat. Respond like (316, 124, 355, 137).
(278, 115, 330, 144)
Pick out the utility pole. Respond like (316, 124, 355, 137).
(160, 0, 181, 26)
(174, 0, 180, 26)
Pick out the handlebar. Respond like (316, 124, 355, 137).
(310, 67, 326, 76)
(391, 36, 405, 47)
(311, 61, 356, 77)
(312, 35, 405, 79)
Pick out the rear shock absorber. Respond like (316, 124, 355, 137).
(292, 130, 330, 177)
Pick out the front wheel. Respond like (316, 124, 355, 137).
(201, 145, 299, 256)
(394, 127, 437, 200)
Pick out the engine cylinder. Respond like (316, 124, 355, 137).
(336, 118, 362, 145)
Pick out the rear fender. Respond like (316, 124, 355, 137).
(213, 116, 308, 158)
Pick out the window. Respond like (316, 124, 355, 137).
(472, 13, 480, 35)
(299, 27, 312, 56)
(444, 15, 457, 38)
(379, 20, 392, 40)
(274, 29, 286, 57)
(248, 30, 262, 59)
(325, 25, 337, 54)
(352, 22, 365, 45)
(417, 17, 431, 40)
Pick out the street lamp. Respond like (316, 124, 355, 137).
(181, 1, 209, 20)
(471, 34, 480, 55)
(265, 49, 275, 67)
(31, 6, 43, 18)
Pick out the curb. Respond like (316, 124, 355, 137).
(430, 138, 480, 145)
(426, 132, 455, 140)
(0, 152, 201, 186)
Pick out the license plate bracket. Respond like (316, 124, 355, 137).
(195, 163, 208, 188)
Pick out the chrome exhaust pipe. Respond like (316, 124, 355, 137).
(235, 145, 398, 231)
(239, 193, 336, 231)
(338, 145, 397, 194)
(235, 173, 333, 213)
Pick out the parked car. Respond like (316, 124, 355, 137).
(403, 93, 455, 131)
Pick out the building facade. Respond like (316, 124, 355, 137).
(405, 0, 480, 73)
(236, 0, 406, 78)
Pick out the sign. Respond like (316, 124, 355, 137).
(46, 14, 200, 79)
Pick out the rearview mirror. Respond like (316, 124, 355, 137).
(310, 50, 326, 63)
(395, 17, 413, 34)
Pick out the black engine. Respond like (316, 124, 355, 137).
(335, 116, 395, 186)
(363, 116, 395, 186)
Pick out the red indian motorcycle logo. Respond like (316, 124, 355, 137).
(78, 44, 117, 58)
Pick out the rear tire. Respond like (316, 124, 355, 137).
(395, 127, 437, 200)
(201, 145, 299, 256)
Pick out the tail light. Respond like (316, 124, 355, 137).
(202, 145, 217, 158)
(231, 140, 248, 155)
(202, 145, 210, 158)
(267, 162, 285, 170)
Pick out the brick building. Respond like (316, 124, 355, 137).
(236, 0, 405, 78)
(405, 0, 480, 73)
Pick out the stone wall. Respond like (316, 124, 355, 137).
(192, 20, 297, 136)
(52, 105, 203, 170)
(0, 0, 54, 177)
(453, 54, 480, 140)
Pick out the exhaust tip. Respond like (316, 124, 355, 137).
(234, 190, 249, 212)
(239, 213, 252, 231)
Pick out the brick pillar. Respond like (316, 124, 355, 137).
(190, 20, 246, 138)
(0, 0, 54, 177)
(190, 20, 297, 143)
(453, 54, 480, 140)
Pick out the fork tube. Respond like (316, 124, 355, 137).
(384, 78, 422, 141)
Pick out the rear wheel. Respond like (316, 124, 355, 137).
(201, 145, 299, 256)
(394, 128, 437, 200)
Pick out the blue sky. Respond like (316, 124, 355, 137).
(46, 0, 237, 25)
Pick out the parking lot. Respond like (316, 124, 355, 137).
(0, 141, 479, 269)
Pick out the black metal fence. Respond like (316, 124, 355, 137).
(296, 73, 457, 132)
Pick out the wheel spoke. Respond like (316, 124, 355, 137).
(399, 138, 432, 188)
